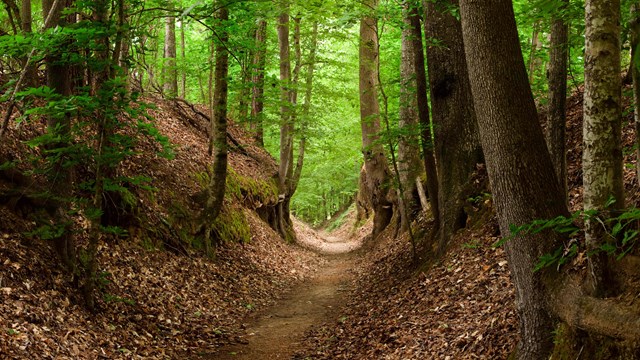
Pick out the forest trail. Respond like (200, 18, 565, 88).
(205, 220, 364, 359)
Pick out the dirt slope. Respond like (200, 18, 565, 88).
(0, 96, 322, 359)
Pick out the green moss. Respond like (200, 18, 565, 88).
(211, 205, 251, 244)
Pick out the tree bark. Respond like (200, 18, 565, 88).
(360, 0, 393, 239)
(407, 4, 439, 233)
(203, 3, 229, 255)
(20, 0, 35, 87)
(583, 0, 623, 297)
(425, 0, 482, 253)
(459, 0, 570, 358)
(546, 0, 569, 203)
(250, 19, 267, 147)
(163, 3, 178, 98)
(180, 17, 186, 99)
(398, 3, 423, 232)
(630, 4, 640, 183)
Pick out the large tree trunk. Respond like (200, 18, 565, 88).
(459, 0, 570, 358)
(203, 3, 229, 254)
(425, 0, 482, 253)
(359, 0, 393, 239)
(250, 19, 267, 147)
(398, 3, 423, 232)
(546, 0, 569, 202)
(583, 0, 623, 297)
(163, 3, 178, 98)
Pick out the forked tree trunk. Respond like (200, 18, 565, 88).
(583, 0, 623, 297)
(459, 0, 570, 358)
(425, 0, 482, 253)
(360, 0, 393, 239)
(203, 3, 229, 255)
(251, 19, 267, 146)
(398, 3, 423, 232)
(546, 0, 569, 202)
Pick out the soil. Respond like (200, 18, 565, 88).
(203, 220, 365, 360)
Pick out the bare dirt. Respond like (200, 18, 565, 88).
(204, 219, 365, 360)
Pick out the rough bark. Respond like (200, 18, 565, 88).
(250, 19, 267, 147)
(459, 0, 570, 358)
(546, 0, 569, 202)
(408, 4, 439, 232)
(425, 0, 482, 253)
(583, 0, 623, 297)
(630, 4, 640, 183)
(203, 4, 229, 254)
(163, 3, 178, 98)
(360, 0, 393, 239)
(398, 4, 423, 232)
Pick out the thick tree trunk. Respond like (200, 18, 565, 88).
(360, 0, 393, 239)
(203, 4, 229, 255)
(459, 0, 570, 358)
(398, 4, 423, 232)
(250, 19, 267, 147)
(546, 0, 569, 202)
(583, 0, 623, 297)
(163, 3, 178, 98)
(407, 4, 439, 232)
(425, 0, 482, 253)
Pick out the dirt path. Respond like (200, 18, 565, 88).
(206, 223, 362, 359)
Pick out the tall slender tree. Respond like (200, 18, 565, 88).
(163, 2, 178, 97)
(203, 1, 230, 255)
(250, 18, 268, 146)
(397, 2, 423, 232)
(546, 0, 569, 201)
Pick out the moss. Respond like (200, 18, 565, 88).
(211, 205, 251, 244)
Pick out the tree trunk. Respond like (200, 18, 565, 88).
(630, 4, 640, 183)
(42, 0, 76, 272)
(203, 3, 229, 255)
(20, 0, 35, 87)
(425, 0, 482, 253)
(459, 0, 570, 358)
(527, 21, 542, 85)
(398, 3, 423, 232)
(546, 0, 569, 203)
(163, 3, 178, 98)
(583, 0, 623, 297)
(251, 19, 267, 147)
(407, 3, 440, 232)
(180, 17, 186, 99)
(276, 1, 295, 241)
(360, 0, 393, 239)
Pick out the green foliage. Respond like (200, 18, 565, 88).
(211, 206, 251, 245)
(498, 205, 640, 272)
